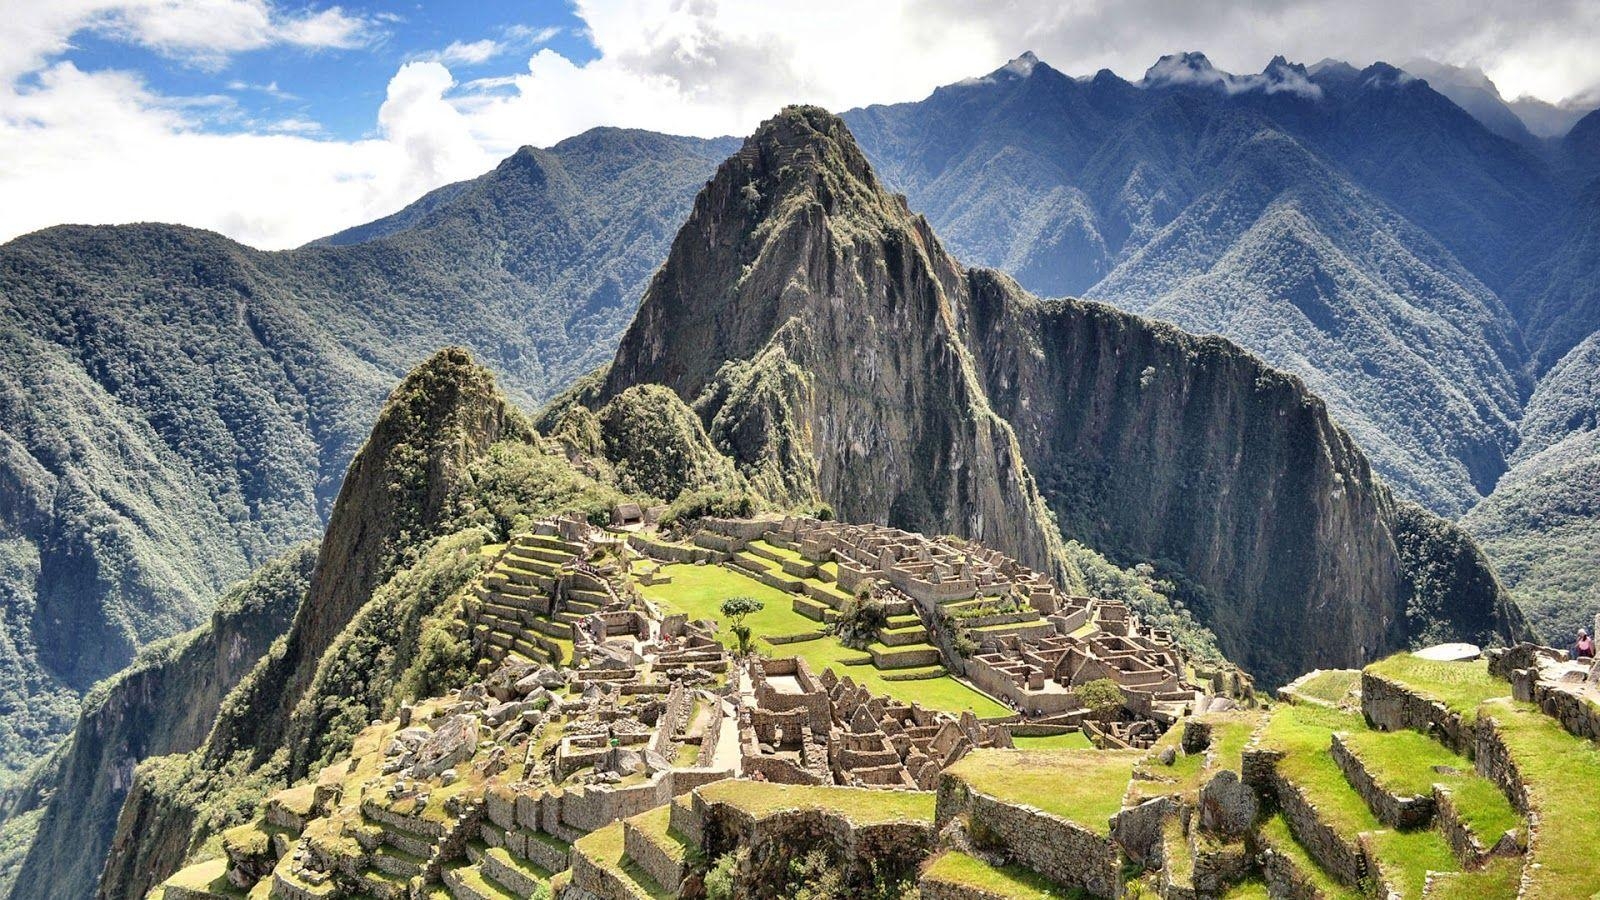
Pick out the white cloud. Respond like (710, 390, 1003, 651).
(413, 24, 561, 68)
(3, 0, 1600, 250)
(1, 1, 376, 80)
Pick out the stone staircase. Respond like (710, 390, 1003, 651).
(465, 533, 595, 667)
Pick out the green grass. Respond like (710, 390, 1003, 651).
(1260, 704, 1381, 837)
(921, 850, 1085, 898)
(1010, 732, 1093, 751)
(164, 858, 242, 896)
(1363, 654, 1509, 720)
(1290, 669, 1360, 704)
(1365, 827, 1460, 899)
(1419, 856, 1522, 900)
(1258, 815, 1361, 900)
(748, 539, 804, 563)
(694, 780, 936, 826)
(1219, 879, 1270, 899)
(627, 806, 690, 863)
(945, 749, 1138, 834)
(572, 821, 673, 900)
(637, 564, 1008, 716)
(1479, 699, 1600, 899)
(1335, 725, 1522, 843)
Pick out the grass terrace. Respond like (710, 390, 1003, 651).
(1336, 724, 1522, 843)
(1478, 698, 1600, 899)
(921, 850, 1087, 899)
(1258, 816, 1360, 900)
(1290, 669, 1360, 705)
(944, 749, 1138, 834)
(1010, 732, 1093, 751)
(573, 821, 674, 900)
(636, 563, 1008, 716)
(694, 780, 936, 826)
(1364, 653, 1510, 719)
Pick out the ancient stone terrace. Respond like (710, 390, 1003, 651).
(465, 516, 641, 671)
(158, 652, 740, 900)
(735, 656, 1013, 790)
(676, 516, 1233, 739)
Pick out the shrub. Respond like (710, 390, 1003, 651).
(833, 594, 889, 649)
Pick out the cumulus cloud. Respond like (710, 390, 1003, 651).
(3, 0, 1600, 249)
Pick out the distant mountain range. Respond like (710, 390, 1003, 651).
(1, 48, 1598, 797)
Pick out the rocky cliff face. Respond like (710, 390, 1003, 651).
(5, 547, 311, 900)
(602, 108, 1069, 582)
(598, 106, 1526, 686)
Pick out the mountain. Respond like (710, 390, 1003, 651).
(0, 544, 312, 899)
(1510, 92, 1600, 140)
(69, 110, 1530, 898)
(85, 349, 534, 900)
(1399, 59, 1539, 146)
(1465, 331, 1600, 648)
(841, 52, 1553, 515)
(587, 105, 1525, 687)
(0, 128, 732, 779)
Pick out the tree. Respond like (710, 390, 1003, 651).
(720, 596, 765, 655)
(1077, 678, 1125, 721)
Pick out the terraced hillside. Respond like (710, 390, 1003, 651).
(149, 609, 1600, 900)
(628, 532, 1010, 717)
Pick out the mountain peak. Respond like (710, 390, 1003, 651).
(1142, 51, 1223, 88)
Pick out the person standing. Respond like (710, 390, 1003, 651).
(1575, 627, 1596, 660)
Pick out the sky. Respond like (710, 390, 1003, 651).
(2, 0, 1598, 250)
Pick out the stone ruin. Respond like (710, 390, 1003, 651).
(735, 656, 1013, 790)
(673, 515, 1252, 747)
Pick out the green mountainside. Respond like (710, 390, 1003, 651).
(5, 107, 1542, 898)
(841, 53, 1549, 515)
(592, 106, 1525, 687)
(1465, 330, 1600, 647)
(0, 129, 733, 779)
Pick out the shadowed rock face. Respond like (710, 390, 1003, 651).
(600, 105, 1525, 686)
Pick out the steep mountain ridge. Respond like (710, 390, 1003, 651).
(593, 106, 1525, 685)
(0, 129, 731, 778)
(3, 545, 312, 900)
(599, 108, 1069, 582)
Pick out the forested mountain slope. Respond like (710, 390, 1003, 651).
(841, 52, 1558, 515)
(0, 129, 732, 779)
(590, 106, 1526, 687)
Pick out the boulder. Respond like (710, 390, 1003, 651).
(1198, 770, 1258, 838)
(412, 715, 480, 777)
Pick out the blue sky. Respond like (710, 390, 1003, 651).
(3, 0, 1598, 250)
(50, 2, 599, 140)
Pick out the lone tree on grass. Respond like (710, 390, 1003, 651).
(1078, 678, 1126, 721)
(720, 596, 765, 655)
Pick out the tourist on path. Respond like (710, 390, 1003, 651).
(1575, 628, 1595, 660)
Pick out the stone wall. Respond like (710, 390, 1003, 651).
(1270, 774, 1366, 887)
(691, 793, 934, 897)
(935, 777, 1119, 898)
(1432, 783, 1520, 868)
(623, 816, 686, 892)
(1360, 672, 1475, 755)
(1328, 733, 1434, 829)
